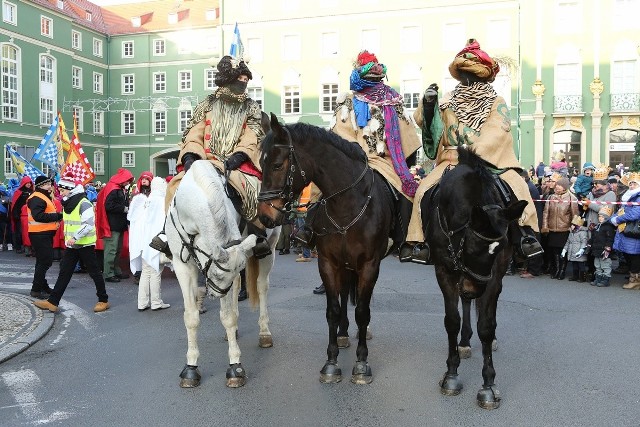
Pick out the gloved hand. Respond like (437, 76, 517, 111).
(424, 83, 439, 102)
(610, 217, 618, 226)
(225, 151, 249, 171)
(181, 153, 200, 173)
(561, 249, 567, 258)
(574, 248, 585, 258)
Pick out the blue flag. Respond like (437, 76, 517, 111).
(229, 23, 244, 58)
(5, 144, 45, 182)
(32, 115, 60, 172)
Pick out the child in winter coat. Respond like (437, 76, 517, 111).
(562, 215, 589, 282)
(588, 206, 616, 287)
(573, 162, 595, 200)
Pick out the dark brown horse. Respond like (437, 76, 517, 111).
(421, 147, 526, 409)
(257, 114, 402, 384)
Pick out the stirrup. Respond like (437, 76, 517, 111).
(519, 235, 543, 259)
(398, 242, 415, 263)
(252, 237, 272, 259)
(411, 243, 431, 265)
(292, 225, 315, 248)
(150, 233, 172, 259)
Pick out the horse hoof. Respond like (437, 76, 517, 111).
(350, 361, 372, 384)
(179, 365, 201, 388)
(477, 386, 501, 409)
(439, 373, 463, 396)
(226, 363, 246, 388)
(259, 335, 273, 348)
(458, 346, 472, 359)
(337, 336, 350, 348)
(492, 339, 498, 351)
(319, 361, 342, 384)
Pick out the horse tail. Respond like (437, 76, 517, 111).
(246, 255, 259, 307)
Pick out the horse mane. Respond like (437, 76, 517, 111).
(262, 121, 367, 163)
(455, 147, 499, 203)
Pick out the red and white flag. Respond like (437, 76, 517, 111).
(61, 113, 95, 185)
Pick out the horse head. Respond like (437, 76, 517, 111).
(257, 113, 306, 228)
(203, 235, 258, 297)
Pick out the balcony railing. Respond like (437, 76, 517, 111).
(611, 93, 640, 113)
(554, 95, 583, 113)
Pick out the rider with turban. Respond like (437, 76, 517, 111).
(329, 50, 421, 249)
(400, 39, 542, 264)
(158, 55, 270, 258)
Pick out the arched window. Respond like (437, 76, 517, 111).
(1, 44, 21, 120)
(400, 64, 422, 110)
(281, 68, 301, 115)
(319, 67, 339, 114)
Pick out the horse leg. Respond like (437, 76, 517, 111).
(220, 275, 246, 388)
(175, 261, 202, 388)
(351, 264, 378, 384)
(256, 255, 273, 348)
(319, 269, 345, 383)
(437, 267, 464, 396)
(475, 286, 501, 409)
(459, 297, 473, 359)
(336, 277, 351, 348)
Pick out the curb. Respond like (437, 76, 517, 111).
(0, 292, 55, 364)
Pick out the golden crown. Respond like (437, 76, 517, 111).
(593, 165, 610, 181)
(621, 172, 640, 186)
(599, 206, 614, 218)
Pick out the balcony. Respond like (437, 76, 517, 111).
(611, 93, 640, 113)
(554, 95, 583, 113)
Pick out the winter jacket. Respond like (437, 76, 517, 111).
(612, 188, 640, 255)
(542, 191, 578, 232)
(573, 174, 593, 199)
(563, 226, 589, 262)
(588, 222, 616, 257)
(585, 190, 617, 230)
(96, 168, 134, 238)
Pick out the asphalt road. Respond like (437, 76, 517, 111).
(1, 251, 639, 426)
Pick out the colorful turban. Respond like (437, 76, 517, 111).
(214, 55, 252, 87)
(353, 51, 387, 81)
(448, 39, 500, 83)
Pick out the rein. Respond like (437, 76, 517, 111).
(168, 197, 235, 296)
(437, 204, 505, 283)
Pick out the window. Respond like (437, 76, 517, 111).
(321, 32, 338, 57)
(153, 39, 165, 56)
(178, 70, 192, 91)
(1, 44, 20, 120)
(320, 84, 338, 113)
(94, 150, 104, 175)
(153, 110, 167, 134)
(248, 86, 263, 109)
(122, 41, 134, 58)
(612, 60, 637, 94)
(4, 143, 17, 174)
(179, 109, 192, 132)
(41, 163, 52, 176)
(360, 29, 379, 54)
(400, 27, 421, 53)
(72, 30, 81, 50)
(283, 85, 301, 114)
(40, 55, 54, 83)
(73, 106, 83, 132)
(205, 69, 217, 90)
(555, 1, 581, 34)
(205, 8, 218, 20)
(122, 112, 135, 135)
(443, 22, 464, 50)
(93, 38, 103, 57)
(122, 74, 135, 94)
(72, 66, 82, 89)
(85, 11, 92, 22)
(56, 0, 63, 9)
(153, 72, 166, 92)
(247, 38, 263, 62)
(93, 72, 103, 94)
(486, 19, 510, 49)
(556, 63, 580, 95)
(122, 151, 135, 167)
(2, 1, 16, 25)
(614, 0, 640, 29)
(282, 35, 301, 60)
(93, 111, 104, 135)
(41, 16, 53, 37)
(402, 79, 421, 109)
(40, 98, 54, 125)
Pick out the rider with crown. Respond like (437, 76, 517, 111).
(399, 39, 542, 264)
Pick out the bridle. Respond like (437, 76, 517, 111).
(257, 125, 373, 235)
(168, 196, 239, 296)
(437, 204, 507, 283)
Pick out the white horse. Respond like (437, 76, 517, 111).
(165, 160, 280, 388)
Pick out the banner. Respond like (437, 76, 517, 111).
(229, 22, 244, 58)
(5, 144, 45, 182)
(32, 115, 61, 172)
(57, 112, 72, 152)
(61, 114, 95, 185)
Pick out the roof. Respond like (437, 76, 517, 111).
(27, 0, 219, 36)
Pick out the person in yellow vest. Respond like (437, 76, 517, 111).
(27, 176, 62, 299)
(33, 177, 109, 313)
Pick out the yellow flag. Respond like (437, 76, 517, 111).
(57, 112, 72, 152)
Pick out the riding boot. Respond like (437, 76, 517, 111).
(246, 222, 272, 259)
(149, 230, 172, 259)
(237, 269, 248, 301)
(557, 257, 567, 280)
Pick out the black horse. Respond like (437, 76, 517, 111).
(422, 147, 526, 409)
(257, 113, 402, 384)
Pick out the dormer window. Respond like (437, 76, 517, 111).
(86, 11, 92, 22)
(205, 8, 218, 20)
(57, 0, 64, 10)
(168, 12, 177, 24)
(131, 16, 141, 27)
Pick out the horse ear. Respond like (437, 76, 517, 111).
(270, 113, 281, 131)
(503, 200, 528, 223)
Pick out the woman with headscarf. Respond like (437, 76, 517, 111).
(400, 39, 541, 264)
